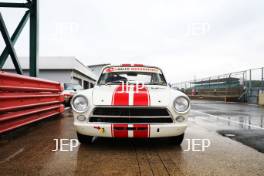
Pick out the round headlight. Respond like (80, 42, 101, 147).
(174, 96, 190, 112)
(71, 95, 89, 112)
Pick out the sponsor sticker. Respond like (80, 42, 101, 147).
(103, 67, 161, 73)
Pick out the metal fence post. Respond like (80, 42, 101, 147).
(249, 69, 252, 96)
(261, 67, 264, 90)
(242, 71, 245, 87)
(29, 0, 39, 77)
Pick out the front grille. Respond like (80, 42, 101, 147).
(90, 107, 173, 123)
(93, 107, 170, 116)
(90, 117, 173, 123)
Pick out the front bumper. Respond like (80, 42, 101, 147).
(74, 122, 187, 138)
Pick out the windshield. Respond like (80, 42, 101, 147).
(64, 83, 83, 90)
(98, 71, 167, 85)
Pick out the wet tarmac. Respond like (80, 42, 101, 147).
(191, 100, 264, 153)
(0, 101, 264, 176)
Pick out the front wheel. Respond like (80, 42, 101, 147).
(77, 132, 93, 144)
(170, 133, 184, 145)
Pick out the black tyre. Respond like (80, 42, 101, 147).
(77, 132, 93, 144)
(170, 133, 184, 145)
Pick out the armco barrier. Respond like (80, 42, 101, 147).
(0, 71, 64, 134)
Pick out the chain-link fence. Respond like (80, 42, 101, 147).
(172, 67, 264, 103)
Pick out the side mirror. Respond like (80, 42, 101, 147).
(73, 88, 77, 92)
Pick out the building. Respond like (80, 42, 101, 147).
(2, 57, 97, 89)
(88, 63, 110, 77)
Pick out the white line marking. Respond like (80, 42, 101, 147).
(191, 110, 264, 130)
(129, 85, 134, 106)
(146, 88, 150, 106)
(0, 148, 24, 164)
(128, 124, 133, 137)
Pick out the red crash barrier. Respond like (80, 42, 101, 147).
(0, 71, 64, 134)
(0, 71, 63, 92)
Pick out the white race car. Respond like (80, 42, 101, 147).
(71, 64, 190, 144)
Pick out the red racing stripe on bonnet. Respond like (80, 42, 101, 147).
(111, 85, 129, 106)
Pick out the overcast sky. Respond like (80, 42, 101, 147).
(0, 0, 264, 82)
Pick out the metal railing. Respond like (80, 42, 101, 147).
(172, 67, 264, 103)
